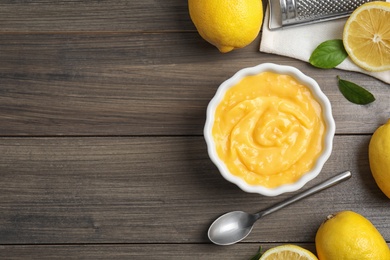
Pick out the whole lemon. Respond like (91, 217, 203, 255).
(369, 119, 390, 198)
(315, 211, 390, 260)
(188, 0, 263, 53)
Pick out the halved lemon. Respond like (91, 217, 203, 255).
(260, 244, 318, 260)
(343, 1, 390, 72)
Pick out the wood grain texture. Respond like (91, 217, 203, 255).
(0, 1, 193, 32)
(0, 243, 317, 260)
(1, 244, 390, 260)
(1, 0, 389, 258)
(0, 33, 388, 136)
(0, 136, 389, 245)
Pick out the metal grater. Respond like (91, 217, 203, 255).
(268, 0, 385, 30)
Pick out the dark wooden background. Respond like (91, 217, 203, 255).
(0, 1, 389, 259)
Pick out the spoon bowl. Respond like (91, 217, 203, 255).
(208, 171, 352, 245)
(208, 211, 257, 245)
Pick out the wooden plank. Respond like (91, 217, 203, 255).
(1, 243, 389, 259)
(0, 135, 389, 244)
(0, 33, 388, 136)
(0, 0, 194, 32)
(0, 243, 315, 260)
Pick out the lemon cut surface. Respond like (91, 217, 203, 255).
(260, 244, 318, 260)
(343, 1, 390, 71)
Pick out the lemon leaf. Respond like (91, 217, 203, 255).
(337, 76, 375, 105)
(309, 39, 348, 69)
(249, 246, 263, 260)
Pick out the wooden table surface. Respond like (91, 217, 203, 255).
(0, 1, 389, 259)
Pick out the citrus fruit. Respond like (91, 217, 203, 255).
(259, 244, 318, 260)
(315, 211, 390, 260)
(369, 119, 390, 198)
(188, 0, 263, 53)
(343, 1, 390, 71)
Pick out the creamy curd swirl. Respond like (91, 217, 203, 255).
(212, 72, 325, 188)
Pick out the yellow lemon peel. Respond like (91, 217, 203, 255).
(188, 0, 263, 53)
(369, 119, 390, 198)
(315, 211, 390, 260)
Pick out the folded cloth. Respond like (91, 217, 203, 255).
(260, 5, 390, 84)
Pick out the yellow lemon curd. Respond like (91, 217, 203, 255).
(212, 72, 325, 188)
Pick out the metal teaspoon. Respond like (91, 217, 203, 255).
(208, 170, 352, 245)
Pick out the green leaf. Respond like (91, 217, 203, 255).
(249, 246, 263, 260)
(337, 76, 375, 105)
(309, 39, 348, 69)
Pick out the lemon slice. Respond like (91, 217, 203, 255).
(260, 244, 318, 260)
(343, 1, 390, 72)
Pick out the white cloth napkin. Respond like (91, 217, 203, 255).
(260, 5, 390, 84)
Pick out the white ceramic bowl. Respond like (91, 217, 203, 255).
(204, 63, 335, 196)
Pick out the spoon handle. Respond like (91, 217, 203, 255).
(255, 171, 352, 219)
